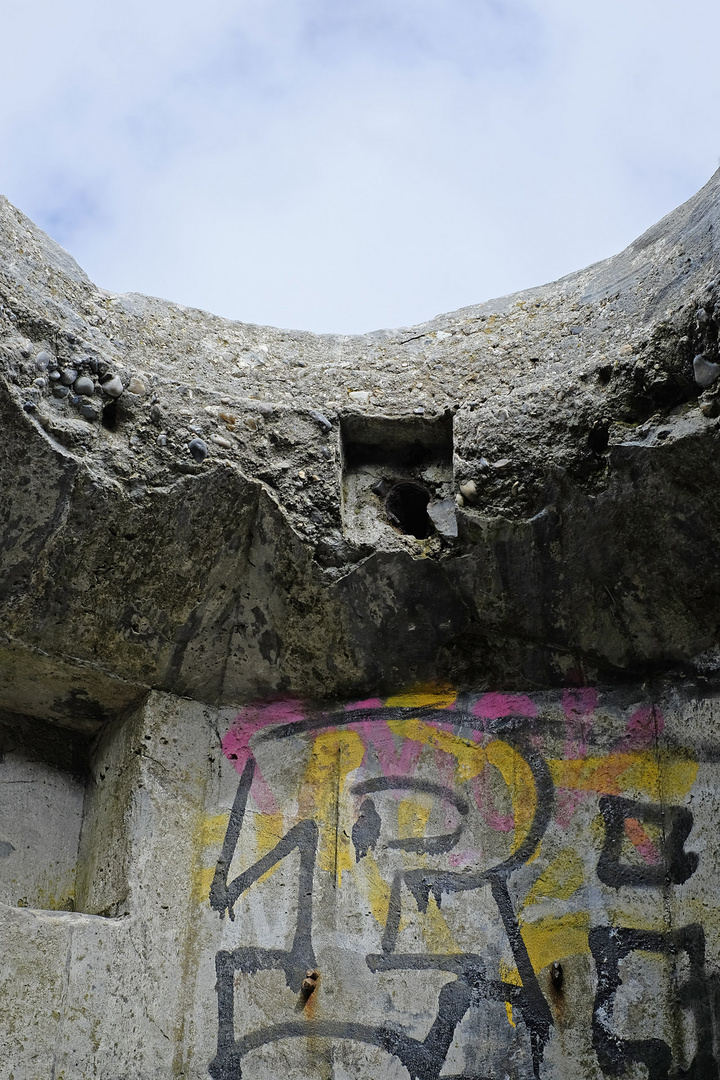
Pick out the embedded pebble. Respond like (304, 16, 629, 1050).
(455, 493, 465, 507)
(459, 480, 477, 502)
(74, 376, 94, 396)
(188, 438, 208, 462)
(80, 403, 101, 421)
(693, 354, 720, 388)
(60, 368, 78, 386)
(52, 385, 70, 399)
(211, 434, 232, 449)
(308, 409, 332, 431)
(49, 370, 61, 381)
(127, 376, 146, 396)
(243, 416, 259, 431)
(157, 434, 168, 447)
(35, 351, 52, 371)
(414, 406, 425, 415)
(697, 307, 709, 324)
(348, 390, 369, 404)
(33, 377, 47, 389)
(22, 401, 36, 412)
(102, 375, 124, 398)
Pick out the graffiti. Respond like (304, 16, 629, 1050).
(590, 924, 718, 1079)
(204, 689, 717, 1079)
(596, 795, 698, 889)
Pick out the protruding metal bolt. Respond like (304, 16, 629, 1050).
(301, 969, 319, 995)
(550, 961, 564, 990)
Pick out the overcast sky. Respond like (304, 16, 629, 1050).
(2, 1, 719, 334)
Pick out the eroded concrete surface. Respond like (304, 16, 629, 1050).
(3, 175, 720, 1077)
(3, 173, 720, 714)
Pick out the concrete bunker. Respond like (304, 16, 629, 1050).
(4, 173, 720, 1077)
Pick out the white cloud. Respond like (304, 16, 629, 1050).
(1, 0, 719, 332)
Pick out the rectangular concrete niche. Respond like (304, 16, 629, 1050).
(0, 711, 88, 911)
(340, 410, 456, 545)
(0, 708, 135, 916)
(72, 703, 147, 917)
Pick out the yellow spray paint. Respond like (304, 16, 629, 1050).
(254, 811, 285, 884)
(398, 797, 432, 843)
(524, 848, 585, 908)
(300, 729, 365, 884)
(193, 806, 286, 904)
(420, 895, 461, 954)
(387, 716, 484, 778)
(192, 865, 217, 903)
(353, 852, 394, 929)
(520, 911, 591, 973)
(386, 718, 537, 853)
(386, 686, 457, 709)
(192, 812, 230, 902)
(548, 749, 697, 801)
(499, 959, 522, 1027)
(200, 812, 230, 848)
(485, 741, 536, 854)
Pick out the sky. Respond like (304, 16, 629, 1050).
(1, 0, 719, 334)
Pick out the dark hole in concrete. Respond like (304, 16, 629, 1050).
(102, 399, 118, 431)
(385, 482, 432, 539)
(587, 422, 609, 454)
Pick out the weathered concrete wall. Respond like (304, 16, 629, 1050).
(4, 176, 720, 1077)
(3, 685, 720, 1078)
(3, 174, 720, 718)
